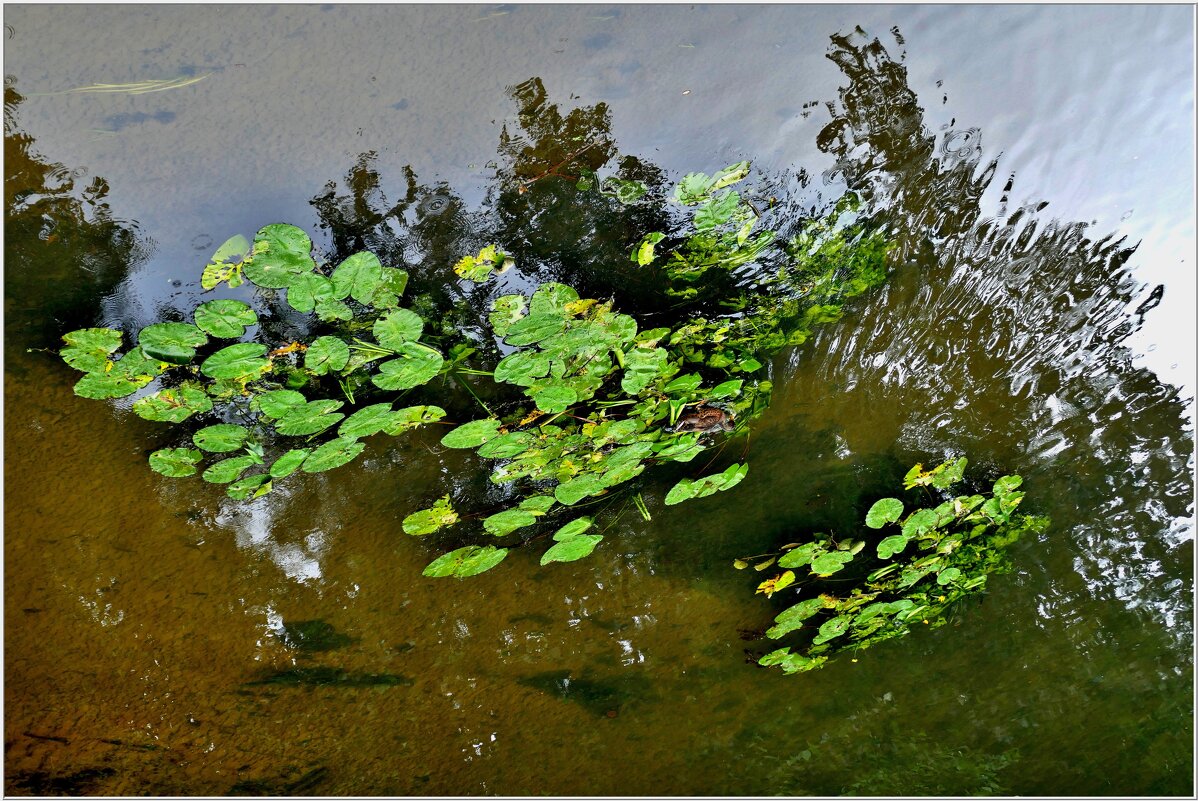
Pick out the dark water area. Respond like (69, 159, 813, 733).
(3, 4, 1194, 796)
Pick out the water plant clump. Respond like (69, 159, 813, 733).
(747, 458, 1049, 674)
(55, 160, 1040, 673)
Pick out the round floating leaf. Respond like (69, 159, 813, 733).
(520, 495, 557, 515)
(245, 224, 315, 288)
(901, 508, 940, 539)
(200, 343, 270, 381)
(601, 461, 644, 488)
(482, 508, 538, 537)
(226, 473, 271, 501)
(440, 418, 501, 449)
(202, 454, 259, 484)
(302, 437, 365, 473)
(766, 598, 827, 639)
(73, 371, 146, 399)
(865, 497, 904, 529)
(778, 542, 826, 569)
(378, 267, 409, 299)
(315, 298, 352, 322)
(476, 431, 536, 459)
(994, 475, 1023, 496)
(149, 447, 203, 477)
(489, 294, 527, 336)
(331, 251, 383, 304)
(552, 516, 594, 541)
(193, 299, 257, 338)
(877, 534, 909, 559)
(211, 233, 250, 263)
(285, 273, 336, 313)
(529, 283, 579, 315)
(371, 342, 444, 390)
(373, 308, 424, 350)
(554, 473, 606, 506)
(269, 448, 311, 479)
(812, 616, 852, 645)
(133, 385, 213, 423)
(540, 534, 603, 565)
(494, 350, 551, 386)
(385, 405, 447, 434)
(810, 551, 853, 576)
(254, 389, 307, 419)
(620, 347, 668, 394)
(274, 399, 344, 436)
(937, 567, 963, 585)
(422, 545, 508, 578)
(60, 327, 123, 372)
(305, 336, 350, 376)
(192, 423, 249, 453)
(504, 313, 566, 346)
(402, 496, 458, 536)
(532, 383, 577, 414)
(138, 322, 208, 364)
(339, 404, 398, 439)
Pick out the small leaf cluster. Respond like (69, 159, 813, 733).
(747, 459, 1048, 674)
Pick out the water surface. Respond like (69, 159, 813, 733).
(4, 5, 1194, 796)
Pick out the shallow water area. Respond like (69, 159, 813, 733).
(4, 5, 1194, 796)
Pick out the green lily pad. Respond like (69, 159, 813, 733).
(476, 431, 536, 459)
(138, 322, 208, 364)
(422, 545, 507, 578)
(620, 347, 668, 394)
(193, 299, 257, 338)
(371, 343, 444, 390)
(315, 298, 353, 322)
(274, 399, 344, 436)
(226, 473, 271, 500)
(200, 343, 270, 381)
(269, 448, 312, 479)
(811, 616, 852, 645)
(402, 495, 458, 536)
(529, 283, 579, 315)
(385, 405, 447, 433)
(494, 350, 551, 386)
(73, 370, 149, 399)
(532, 383, 577, 414)
(192, 423, 249, 453)
(245, 224, 315, 288)
(877, 534, 910, 559)
(554, 473, 606, 506)
(540, 534, 603, 565)
(937, 567, 963, 585)
(901, 508, 940, 539)
(664, 463, 749, 505)
(440, 418, 501, 449)
(285, 273, 336, 313)
(482, 508, 538, 536)
(504, 313, 566, 347)
(778, 542, 827, 569)
(552, 516, 594, 541)
(331, 251, 383, 304)
(254, 389, 307, 419)
(994, 475, 1023, 496)
(489, 294, 527, 336)
(453, 245, 504, 283)
(810, 551, 853, 576)
(373, 308, 424, 350)
(302, 437, 365, 473)
(339, 404, 399, 438)
(304, 336, 350, 376)
(865, 497, 904, 529)
(60, 328, 123, 372)
(202, 454, 259, 484)
(148, 447, 204, 477)
(766, 598, 826, 639)
(520, 495, 557, 515)
(133, 385, 213, 423)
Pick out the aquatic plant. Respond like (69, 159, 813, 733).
(56, 160, 1037, 672)
(745, 458, 1048, 674)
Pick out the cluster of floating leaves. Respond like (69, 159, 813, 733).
(55, 160, 1038, 661)
(745, 458, 1049, 674)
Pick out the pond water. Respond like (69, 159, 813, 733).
(4, 4, 1194, 796)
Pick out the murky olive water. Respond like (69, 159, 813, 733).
(4, 5, 1194, 796)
